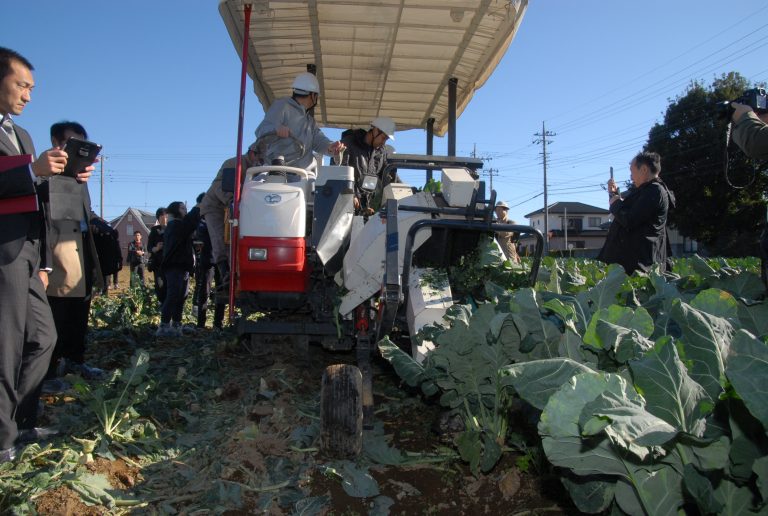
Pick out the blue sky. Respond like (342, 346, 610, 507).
(4, 1, 768, 227)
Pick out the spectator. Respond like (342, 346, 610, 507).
(90, 214, 121, 294)
(43, 122, 104, 384)
(127, 230, 146, 287)
(147, 207, 168, 304)
(598, 151, 675, 275)
(156, 200, 201, 337)
(0, 47, 92, 463)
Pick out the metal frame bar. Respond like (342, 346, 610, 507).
(229, 2, 253, 321)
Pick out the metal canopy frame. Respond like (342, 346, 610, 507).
(219, 0, 528, 136)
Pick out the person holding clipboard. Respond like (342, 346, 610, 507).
(41, 122, 105, 387)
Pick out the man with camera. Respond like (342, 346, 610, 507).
(731, 93, 768, 288)
(731, 99, 768, 159)
(597, 151, 675, 275)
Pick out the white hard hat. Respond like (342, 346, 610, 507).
(495, 201, 509, 209)
(292, 72, 320, 94)
(371, 116, 396, 141)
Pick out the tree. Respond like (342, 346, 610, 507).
(644, 72, 768, 257)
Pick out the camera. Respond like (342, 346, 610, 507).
(716, 87, 768, 119)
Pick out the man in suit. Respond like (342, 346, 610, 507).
(0, 47, 93, 463)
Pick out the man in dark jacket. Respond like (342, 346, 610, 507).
(598, 151, 675, 275)
(147, 207, 168, 304)
(90, 215, 121, 293)
(335, 116, 396, 215)
(156, 201, 201, 337)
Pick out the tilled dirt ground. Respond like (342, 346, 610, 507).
(27, 326, 576, 515)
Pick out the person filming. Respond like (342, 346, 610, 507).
(598, 151, 675, 275)
(731, 98, 768, 288)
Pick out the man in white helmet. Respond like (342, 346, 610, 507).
(334, 116, 397, 215)
(255, 72, 345, 169)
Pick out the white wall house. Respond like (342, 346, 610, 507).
(517, 201, 697, 257)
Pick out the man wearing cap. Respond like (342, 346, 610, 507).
(494, 201, 520, 263)
(199, 142, 264, 299)
(255, 72, 345, 170)
(334, 116, 397, 215)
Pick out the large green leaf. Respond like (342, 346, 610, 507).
(713, 478, 754, 515)
(682, 463, 724, 515)
(500, 358, 595, 410)
(590, 320, 655, 364)
(499, 289, 561, 360)
(679, 436, 730, 471)
(754, 456, 768, 505)
(726, 330, 768, 430)
(583, 305, 654, 351)
(581, 391, 678, 460)
(710, 269, 766, 301)
(378, 337, 426, 388)
(336, 461, 380, 498)
(728, 407, 764, 482)
(690, 288, 740, 319)
(539, 372, 642, 478)
(576, 264, 628, 315)
(614, 465, 684, 516)
(670, 299, 734, 400)
(560, 476, 616, 514)
(558, 330, 589, 363)
(560, 475, 615, 514)
(629, 337, 710, 436)
(737, 300, 768, 339)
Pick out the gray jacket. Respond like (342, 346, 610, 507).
(255, 97, 332, 169)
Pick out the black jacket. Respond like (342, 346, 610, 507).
(598, 178, 675, 275)
(162, 206, 201, 273)
(147, 224, 165, 272)
(90, 216, 121, 276)
(336, 128, 394, 210)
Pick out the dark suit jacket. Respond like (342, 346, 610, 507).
(0, 121, 40, 266)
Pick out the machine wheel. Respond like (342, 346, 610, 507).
(320, 364, 363, 458)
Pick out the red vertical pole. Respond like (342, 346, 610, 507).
(229, 2, 252, 321)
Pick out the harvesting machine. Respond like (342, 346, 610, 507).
(218, 0, 541, 456)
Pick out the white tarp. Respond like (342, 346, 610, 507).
(219, 0, 528, 136)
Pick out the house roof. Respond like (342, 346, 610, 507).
(219, 0, 529, 136)
(524, 201, 609, 218)
(109, 207, 157, 234)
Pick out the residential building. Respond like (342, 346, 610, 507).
(109, 207, 157, 259)
(520, 202, 609, 257)
(518, 201, 697, 257)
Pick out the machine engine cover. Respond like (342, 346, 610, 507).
(240, 183, 305, 238)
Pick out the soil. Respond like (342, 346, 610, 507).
(35, 486, 106, 516)
(25, 308, 578, 515)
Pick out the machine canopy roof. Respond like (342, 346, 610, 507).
(219, 0, 528, 136)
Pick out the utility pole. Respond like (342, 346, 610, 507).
(100, 155, 106, 219)
(533, 121, 556, 254)
(564, 206, 568, 255)
(484, 168, 499, 193)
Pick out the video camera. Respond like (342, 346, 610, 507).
(716, 87, 768, 119)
